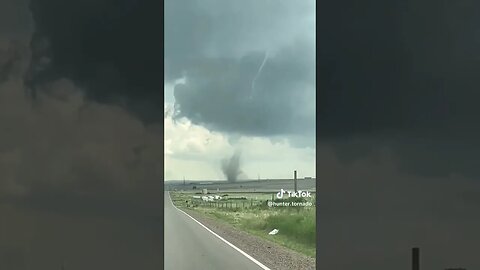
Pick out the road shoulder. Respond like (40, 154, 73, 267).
(182, 208, 316, 270)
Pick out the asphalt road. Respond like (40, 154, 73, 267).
(164, 192, 267, 270)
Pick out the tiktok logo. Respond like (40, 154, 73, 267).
(276, 189, 311, 199)
(276, 189, 286, 199)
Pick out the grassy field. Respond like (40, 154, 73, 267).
(170, 191, 316, 258)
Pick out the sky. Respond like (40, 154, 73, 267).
(164, 0, 316, 181)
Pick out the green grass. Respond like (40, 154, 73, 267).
(169, 191, 316, 258)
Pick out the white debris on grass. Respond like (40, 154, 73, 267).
(268, 229, 279, 235)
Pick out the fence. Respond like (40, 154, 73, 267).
(188, 199, 263, 210)
(187, 197, 316, 210)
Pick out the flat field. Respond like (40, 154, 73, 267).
(169, 185, 316, 258)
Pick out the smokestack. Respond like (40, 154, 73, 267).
(412, 247, 420, 270)
(294, 170, 297, 192)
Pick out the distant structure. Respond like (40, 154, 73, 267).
(294, 170, 297, 192)
(202, 188, 208, 194)
(412, 247, 420, 270)
(304, 176, 312, 179)
(410, 247, 467, 270)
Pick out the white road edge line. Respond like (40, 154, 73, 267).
(168, 192, 271, 270)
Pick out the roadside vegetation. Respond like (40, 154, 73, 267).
(170, 191, 316, 258)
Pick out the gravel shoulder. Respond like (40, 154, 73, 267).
(182, 208, 316, 270)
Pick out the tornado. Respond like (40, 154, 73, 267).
(221, 151, 242, 182)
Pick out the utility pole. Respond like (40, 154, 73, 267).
(294, 170, 297, 192)
(412, 247, 420, 270)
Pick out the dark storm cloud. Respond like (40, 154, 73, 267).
(165, 0, 314, 80)
(173, 40, 315, 136)
(319, 0, 480, 136)
(28, 0, 315, 139)
(26, 0, 162, 122)
(0, 40, 30, 84)
(0, 0, 33, 39)
(319, 0, 480, 177)
(166, 0, 315, 139)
